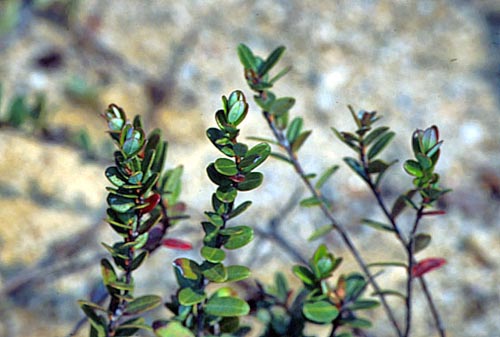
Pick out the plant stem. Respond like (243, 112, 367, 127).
(364, 174, 446, 337)
(262, 111, 403, 337)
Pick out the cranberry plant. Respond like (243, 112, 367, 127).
(77, 44, 449, 337)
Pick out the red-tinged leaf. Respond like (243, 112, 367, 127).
(229, 173, 246, 183)
(162, 238, 193, 251)
(139, 193, 161, 214)
(412, 257, 446, 278)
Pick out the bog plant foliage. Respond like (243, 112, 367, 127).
(77, 44, 450, 337)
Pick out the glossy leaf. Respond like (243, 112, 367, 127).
(205, 296, 250, 317)
(214, 158, 239, 176)
(126, 295, 162, 315)
(227, 201, 252, 220)
(303, 301, 339, 323)
(216, 185, 238, 203)
(343, 157, 367, 181)
(236, 172, 263, 191)
(105, 167, 127, 187)
(130, 251, 148, 271)
(173, 258, 201, 281)
(363, 126, 390, 146)
(163, 238, 193, 251)
(404, 159, 423, 177)
(237, 43, 257, 71)
(258, 45, 286, 76)
(300, 196, 322, 207)
(220, 226, 254, 250)
(348, 299, 380, 311)
(201, 246, 226, 263)
(367, 131, 395, 160)
(292, 265, 315, 286)
(178, 287, 206, 306)
(227, 100, 247, 126)
(239, 143, 271, 172)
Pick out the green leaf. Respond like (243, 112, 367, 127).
(214, 158, 238, 176)
(220, 226, 254, 250)
(216, 185, 238, 203)
(227, 201, 252, 220)
(308, 224, 334, 241)
(226, 265, 251, 282)
(178, 287, 206, 306)
(7, 96, 29, 127)
(258, 46, 286, 76)
(154, 321, 195, 337)
(286, 117, 303, 144)
(300, 196, 322, 207)
(108, 280, 134, 292)
(303, 301, 339, 323)
(404, 159, 423, 177)
(269, 65, 292, 84)
(239, 143, 271, 172)
(207, 164, 232, 187)
(292, 265, 315, 286)
(227, 100, 247, 126)
(79, 301, 107, 335)
(291, 130, 312, 153)
(130, 251, 148, 271)
(367, 131, 395, 160)
(105, 167, 127, 187)
(367, 261, 407, 268)
(126, 295, 162, 315)
(201, 246, 226, 263)
(344, 273, 366, 301)
(363, 126, 390, 146)
(107, 194, 136, 213)
(237, 43, 257, 71)
(100, 258, 117, 286)
(343, 157, 367, 181)
(205, 296, 250, 317)
(348, 299, 380, 311)
(236, 172, 263, 191)
(341, 317, 372, 328)
(315, 165, 339, 189)
(361, 218, 395, 233)
(413, 233, 431, 254)
(269, 97, 295, 117)
(270, 152, 292, 164)
(391, 190, 417, 219)
(371, 289, 406, 300)
(202, 263, 228, 282)
(173, 258, 201, 281)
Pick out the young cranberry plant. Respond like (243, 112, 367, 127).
(78, 44, 449, 337)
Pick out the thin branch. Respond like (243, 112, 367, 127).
(262, 111, 403, 337)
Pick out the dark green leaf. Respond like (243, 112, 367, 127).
(226, 265, 251, 282)
(361, 218, 395, 233)
(291, 130, 312, 153)
(315, 165, 339, 189)
(340, 317, 372, 328)
(130, 251, 148, 271)
(215, 158, 238, 176)
(391, 190, 417, 219)
(216, 185, 238, 203)
(258, 46, 286, 76)
(270, 97, 295, 117)
(201, 246, 226, 263)
(239, 143, 270, 172)
(178, 287, 206, 306)
(126, 295, 162, 315)
(107, 194, 136, 213)
(303, 301, 339, 323)
(345, 273, 366, 301)
(236, 172, 263, 191)
(205, 296, 250, 317)
(207, 164, 232, 187)
(367, 131, 395, 160)
(227, 201, 252, 220)
(237, 44, 257, 71)
(105, 167, 127, 187)
(343, 157, 367, 181)
(348, 299, 380, 311)
(413, 233, 431, 254)
(363, 126, 390, 146)
(79, 301, 107, 335)
(292, 265, 315, 286)
(220, 226, 254, 250)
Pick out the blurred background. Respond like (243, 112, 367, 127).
(0, 1, 499, 336)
